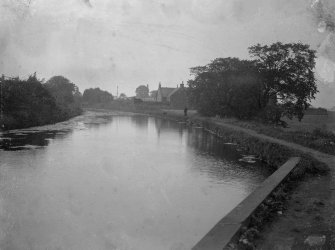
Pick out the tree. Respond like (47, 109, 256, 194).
(0, 74, 61, 129)
(45, 76, 77, 105)
(135, 85, 149, 99)
(45, 76, 82, 118)
(188, 57, 262, 118)
(82, 88, 113, 104)
(119, 93, 128, 100)
(248, 42, 317, 122)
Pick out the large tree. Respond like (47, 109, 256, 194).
(45, 76, 77, 106)
(45, 75, 82, 117)
(82, 88, 113, 105)
(248, 42, 317, 121)
(135, 85, 149, 99)
(188, 57, 262, 118)
(0, 74, 60, 129)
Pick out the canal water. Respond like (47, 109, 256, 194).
(0, 111, 272, 250)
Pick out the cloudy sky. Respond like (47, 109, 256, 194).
(0, 0, 335, 107)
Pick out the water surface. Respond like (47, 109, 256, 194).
(0, 111, 272, 250)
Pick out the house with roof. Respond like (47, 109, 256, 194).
(155, 82, 188, 109)
(156, 83, 175, 103)
(168, 82, 188, 109)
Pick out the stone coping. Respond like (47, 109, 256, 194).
(192, 157, 301, 250)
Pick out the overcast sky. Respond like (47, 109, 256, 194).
(1, 0, 335, 107)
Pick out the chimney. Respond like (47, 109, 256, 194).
(158, 82, 161, 89)
(180, 81, 184, 88)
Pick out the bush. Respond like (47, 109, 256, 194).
(188, 58, 263, 119)
(0, 74, 82, 130)
(82, 88, 113, 105)
(312, 128, 335, 139)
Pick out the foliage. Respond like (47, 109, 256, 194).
(45, 76, 75, 104)
(249, 42, 317, 122)
(188, 42, 318, 124)
(82, 88, 113, 105)
(119, 93, 128, 99)
(44, 75, 82, 118)
(0, 74, 82, 130)
(220, 117, 335, 156)
(188, 57, 262, 119)
(135, 85, 149, 98)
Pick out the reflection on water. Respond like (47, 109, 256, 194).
(0, 130, 66, 151)
(0, 112, 272, 250)
(0, 113, 116, 151)
(187, 127, 271, 183)
(131, 115, 149, 129)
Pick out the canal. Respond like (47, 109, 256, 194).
(0, 111, 272, 250)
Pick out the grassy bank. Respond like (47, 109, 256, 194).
(216, 115, 335, 156)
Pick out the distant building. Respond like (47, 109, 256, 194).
(168, 82, 188, 109)
(134, 82, 188, 108)
(156, 83, 175, 103)
(154, 82, 188, 109)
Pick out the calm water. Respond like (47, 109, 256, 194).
(0, 111, 272, 250)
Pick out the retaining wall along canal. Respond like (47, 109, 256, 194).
(192, 157, 300, 250)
